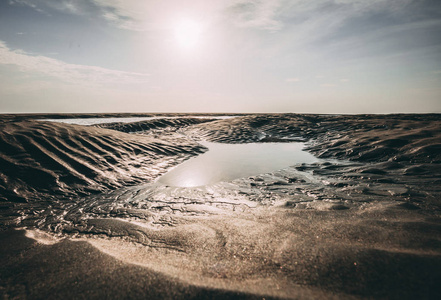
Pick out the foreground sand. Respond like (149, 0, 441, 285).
(1, 113, 440, 299)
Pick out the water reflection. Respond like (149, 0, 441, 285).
(158, 142, 319, 187)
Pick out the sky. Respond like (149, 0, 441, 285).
(0, 0, 440, 114)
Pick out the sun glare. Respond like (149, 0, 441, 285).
(174, 19, 203, 50)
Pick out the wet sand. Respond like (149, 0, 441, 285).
(1, 113, 441, 299)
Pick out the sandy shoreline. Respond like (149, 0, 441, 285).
(1, 113, 440, 299)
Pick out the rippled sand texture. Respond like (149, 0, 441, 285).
(1, 113, 441, 299)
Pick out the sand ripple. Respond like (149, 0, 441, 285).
(0, 120, 205, 204)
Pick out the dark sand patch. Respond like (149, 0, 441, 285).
(0, 230, 281, 300)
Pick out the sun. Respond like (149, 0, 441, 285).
(174, 19, 203, 50)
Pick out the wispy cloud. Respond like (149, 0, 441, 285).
(285, 77, 299, 82)
(8, 0, 46, 14)
(9, 0, 130, 27)
(9, 0, 86, 15)
(226, 0, 283, 30)
(9, 0, 284, 31)
(90, 0, 284, 31)
(0, 41, 149, 87)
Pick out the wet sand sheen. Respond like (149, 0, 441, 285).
(158, 142, 319, 187)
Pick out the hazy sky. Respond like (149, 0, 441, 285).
(1, 0, 440, 113)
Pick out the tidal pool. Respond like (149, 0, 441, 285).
(158, 141, 319, 187)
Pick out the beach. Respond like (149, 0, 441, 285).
(1, 113, 441, 299)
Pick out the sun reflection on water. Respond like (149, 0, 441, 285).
(158, 142, 318, 187)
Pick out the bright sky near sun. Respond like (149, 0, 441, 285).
(0, 0, 440, 113)
(174, 19, 204, 50)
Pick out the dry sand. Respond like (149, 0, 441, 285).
(1, 113, 440, 299)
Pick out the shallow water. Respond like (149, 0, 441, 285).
(158, 142, 319, 187)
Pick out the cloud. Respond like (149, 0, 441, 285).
(0, 41, 149, 87)
(226, 0, 283, 30)
(285, 78, 299, 82)
(9, 0, 441, 59)
(8, 0, 131, 27)
(89, 0, 284, 31)
(9, 0, 284, 31)
(8, 0, 46, 13)
(9, 0, 90, 15)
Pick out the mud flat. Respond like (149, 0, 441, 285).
(1, 113, 441, 299)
